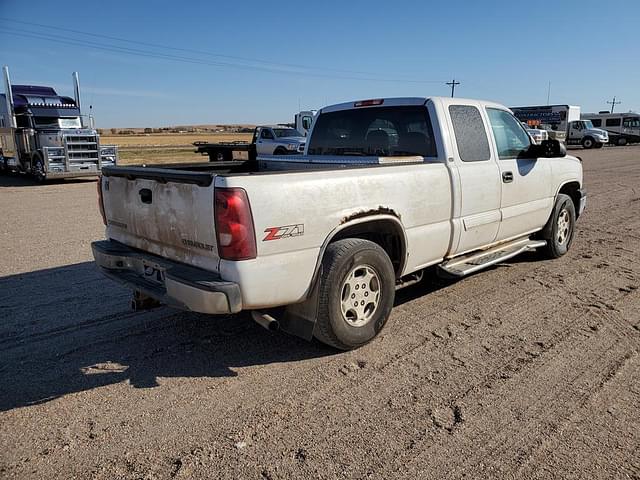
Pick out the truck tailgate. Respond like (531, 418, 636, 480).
(100, 167, 220, 271)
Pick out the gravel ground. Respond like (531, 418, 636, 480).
(0, 147, 639, 479)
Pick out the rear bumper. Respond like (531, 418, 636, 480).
(92, 240, 242, 314)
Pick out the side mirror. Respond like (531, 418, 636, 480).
(528, 139, 566, 158)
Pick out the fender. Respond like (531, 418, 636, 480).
(302, 213, 407, 301)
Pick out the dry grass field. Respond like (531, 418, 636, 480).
(102, 133, 252, 164)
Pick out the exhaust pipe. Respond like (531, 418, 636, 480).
(72, 71, 81, 109)
(2, 66, 16, 129)
(251, 311, 279, 331)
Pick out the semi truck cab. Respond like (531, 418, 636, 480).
(0, 66, 118, 181)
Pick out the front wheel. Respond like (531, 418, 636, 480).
(581, 137, 595, 149)
(273, 147, 288, 155)
(32, 154, 46, 184)
(616, 137, 628, 146)
(539, 194, 576, 259)
(594, 142, 604, 149)
(314, 239, 396, 350)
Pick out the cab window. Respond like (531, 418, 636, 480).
(260, 129, 274, 139)
(623, 117, 640, 128)
(302, 116, 312, 130)
(448, 105, 490, 162)
(486, 108, 532, 159)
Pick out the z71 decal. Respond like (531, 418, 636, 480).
(263, 224, 304, 241)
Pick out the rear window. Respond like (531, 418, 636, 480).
(307, 105, 437, 157)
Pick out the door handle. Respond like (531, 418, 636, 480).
(502, 171, 514, 183)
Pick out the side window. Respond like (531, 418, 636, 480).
(591, 119, 602, 127)
(623, 117, 640, 128)
(302, 116, 312, 130)
(260, 129, 274, 139)
(486, 108, 532, 159)
(16, 115, 30, 128)
(606, 118, 621, 127)
(448, 105, 490, 162)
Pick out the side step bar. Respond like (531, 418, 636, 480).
(438, 237, 546, 278)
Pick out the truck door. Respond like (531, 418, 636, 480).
(485, 108, 553, 241)
(256, 128, 274, 155)
(447, 103, 501, 254)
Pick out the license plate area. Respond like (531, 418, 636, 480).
(142, 260, 166, 286)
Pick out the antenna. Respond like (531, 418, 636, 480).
(446, 78, 460, 98)
(606, 96, 621, 113)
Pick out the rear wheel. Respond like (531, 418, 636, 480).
(539, 194, 576, 259)
(581, 137, 595, 149)
(314, 239, 395, 350)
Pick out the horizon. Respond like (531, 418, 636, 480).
(1, 0, 638, 128)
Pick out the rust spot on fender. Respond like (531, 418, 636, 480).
(340, 206, 401, 225)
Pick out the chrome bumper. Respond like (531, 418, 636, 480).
(92, 240, 241, 314)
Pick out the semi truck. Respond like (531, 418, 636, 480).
(0, 66, 118, 182)
(511, 104, 608, 149)
(93, 96, 585, 350)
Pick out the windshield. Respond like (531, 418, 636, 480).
(307, 105, 437, 157)
(583, 120, 594, 129)
(273, 128, 302, 138)
(32, 117, 82, 129)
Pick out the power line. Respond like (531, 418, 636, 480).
(0, 17, 446, 84)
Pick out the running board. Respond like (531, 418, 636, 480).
(438, 237, 546, 278)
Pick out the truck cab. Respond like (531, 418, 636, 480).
(567, 120, 608, 149)
(0, 66, 118, 181)
(253, 125, 306, 156)
(294, 110, 317, 136)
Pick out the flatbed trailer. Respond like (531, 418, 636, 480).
(193, 141, 255, 162)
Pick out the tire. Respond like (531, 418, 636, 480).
(581, 137, 595, 149)
(273, 147, 288, 156)
(31, 153, 46, 184)
(594, 142, 604, 149)
(616, 137, 628, 146)
(314, 239, 396, 350)
(539, 194, 576, 259)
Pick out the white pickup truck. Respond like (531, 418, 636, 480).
(93, 97, 586, 350)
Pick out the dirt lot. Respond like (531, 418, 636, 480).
(0, 147, 639, 479)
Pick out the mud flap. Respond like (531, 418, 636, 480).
(278, 269, 322, 341)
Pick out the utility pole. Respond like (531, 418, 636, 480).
(446, 78, 460, 98)
(607, 96, 621, 113)
(546, 81, 551, 104)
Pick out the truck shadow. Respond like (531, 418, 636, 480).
(0, 262, 331, 412)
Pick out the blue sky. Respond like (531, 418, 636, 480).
(1, 0, 638, 128)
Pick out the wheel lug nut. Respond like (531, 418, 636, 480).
(361, 300, 365, 306)
(364, 292, 368, 297)
(351, 293, 355, 299)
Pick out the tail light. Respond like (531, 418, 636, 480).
(214, 187, 257, 260)
(97, 176, 107, 225)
